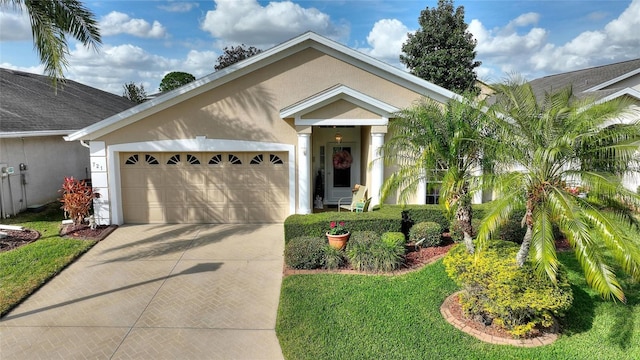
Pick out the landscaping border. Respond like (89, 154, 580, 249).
(440, 291, 558, 347)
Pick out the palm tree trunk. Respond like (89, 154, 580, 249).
(516, 225, 532, 266)
(456, 198, 474, 254)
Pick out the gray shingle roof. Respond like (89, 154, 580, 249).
(0, 68, 136, 134)
(528, 58, 640, 101)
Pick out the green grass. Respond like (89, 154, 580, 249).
(0, 204, 96, 316)
(276, 253, 640, 360)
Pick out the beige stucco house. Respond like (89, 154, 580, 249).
(65, 32, 460, 225)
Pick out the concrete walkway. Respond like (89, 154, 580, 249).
(0, 224, 285, 359)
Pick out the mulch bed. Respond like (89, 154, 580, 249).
(0, 223, 117, 254)
(0, 229, 41, 253)
(283, 238, 456, 276)
(59, 224, 118, 241)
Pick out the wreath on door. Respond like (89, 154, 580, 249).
(333, 150, 353, 170)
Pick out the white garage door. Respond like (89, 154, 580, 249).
(120, 152, 289, 223)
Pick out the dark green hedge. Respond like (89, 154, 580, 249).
(284, 207, 400, 243)
(283, 203, 497, 243)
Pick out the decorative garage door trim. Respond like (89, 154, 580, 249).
(107, 138, 295, 225)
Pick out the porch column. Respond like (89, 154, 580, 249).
(472, 165, 483, 204)
(297, 127, 312, 214)
(370, 126, 387, 210)
(416, 173, 427, 205)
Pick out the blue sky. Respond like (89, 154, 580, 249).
(1, 0, 638, 95)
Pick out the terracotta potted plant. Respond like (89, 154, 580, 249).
(326, 221, 350, 250)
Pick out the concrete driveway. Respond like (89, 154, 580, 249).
(0, 224, 285, 359)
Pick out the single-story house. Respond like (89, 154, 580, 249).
(0, 68, 136, 218)
(528, 58, 640, 192)
(65, 32, 464, 225)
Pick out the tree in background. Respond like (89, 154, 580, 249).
(478, 76, 640, 302)
(3, 0, 101, 86)
(214, 44, 263, 71)
(400, 0, 480, 94)
(122, 82, 147, 104)
(158, 71, 196, 93)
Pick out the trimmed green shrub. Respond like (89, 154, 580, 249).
(449, 218, 482, 243)
(284, 208, 401, 243)
(284, 204, 492, 243)
(346, 231, 405, 272)
(323, 245, 346, 270)
(409, 221, 443, 247)
(401, 205, 448, 231)
(381, 232, 406, 246)
(443, 240, 573, 338)
(284, 236, 326, 269)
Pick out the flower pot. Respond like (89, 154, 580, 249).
(326, 232, 350, 250)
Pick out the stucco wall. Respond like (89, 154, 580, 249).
(96, 48, 423, 147)
(0, 136, 89, 217)
(92, 48, 428, 217)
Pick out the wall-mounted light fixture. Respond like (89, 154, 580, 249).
(335, 132, 343, 143)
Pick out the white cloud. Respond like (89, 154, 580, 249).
(604, 0, 640, 45)
(506, 12, 540, 30)
(0, 10, 31, 41)
(357, 19, 409, 67)
(469, 18, 547, 56)
(63, 42, 217, 94)
(201, 0, 349, 47)
(469, 0, 640, 81)
(100, 11, 168, 39)
(158, 1, 199, 13)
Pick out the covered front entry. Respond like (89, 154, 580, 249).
(119, 151, 289, 223)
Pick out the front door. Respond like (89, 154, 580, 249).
(325, 142, 359, 204)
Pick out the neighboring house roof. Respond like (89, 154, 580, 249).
(0, 68, 136, 138)
(528, 58, 640, 102)
(66, 31, 460, 141)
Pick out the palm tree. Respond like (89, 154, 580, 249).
(380, 95, 491, 254)
(478, 76, 640, 302)
(3, 0, 101, 85)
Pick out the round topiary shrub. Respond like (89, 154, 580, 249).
(409, 221, 443, 247)
(284, 236, 325, 269)
(443, 240, 573, 338)
(346, 231, 405, 272)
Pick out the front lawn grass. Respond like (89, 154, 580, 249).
(0, 204, 96, 316)
(276, 253, 640, 360)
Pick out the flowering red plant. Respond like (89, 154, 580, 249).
(59, 177, 100, 226)
(328, 221, 349, 235)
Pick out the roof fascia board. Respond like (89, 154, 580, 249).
(1, 130, 71, 139)
(66, 32, 458, 141)
(306, 35, 460, 103)
(65, 35, 323, 141)
(281, 85, 399, 118)
(595, 88, 640, 104)
(585, 68, 640, 92)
